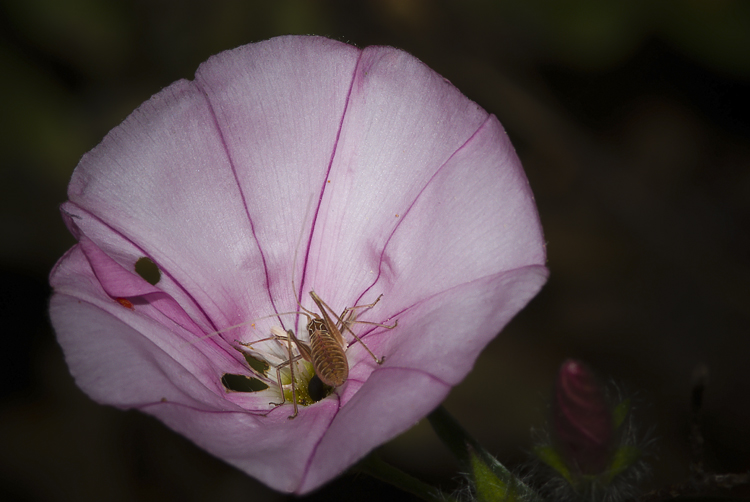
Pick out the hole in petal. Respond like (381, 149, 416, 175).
(135, 257, 160, 285)
(221, 373, 269, 393)
(243, 353, 269, 375)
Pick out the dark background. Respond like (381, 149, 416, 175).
(1, 1, 749, 500)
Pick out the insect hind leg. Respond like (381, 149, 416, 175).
(310, 291, 396, 365)
(340, 294, 398, 329)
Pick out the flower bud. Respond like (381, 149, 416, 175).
(553, 359, 614, 475)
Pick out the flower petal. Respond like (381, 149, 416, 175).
(376, 265, 549, 385)
(49, 243, 341, 492)
(145, 399, 339, 493)
(299, 367, 451, 493)
(49, 245, 243, 409)
(287, 267, 547, 493)
(304, 44, 492, 310)
(194, 36, 363, 319)
(349, 114, 545, 321)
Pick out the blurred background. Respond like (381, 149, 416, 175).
(1, 1, 749, 500)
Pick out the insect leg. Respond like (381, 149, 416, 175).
(340, 294, 398, 329)
(283, 328, 298, 419)
(310, 291, 391, 365)
(239, 328, 304, 419)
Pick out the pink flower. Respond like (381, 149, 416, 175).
(49, 36, 547, 493)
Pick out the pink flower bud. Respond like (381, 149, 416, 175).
(553, 360, 614, 475)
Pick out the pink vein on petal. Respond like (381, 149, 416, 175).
(346, 114, 495, 341)
(192, 84, 286, 327)
(297, 50, 365, 312)
(351, 262, 545, 348)
(296, 399, 340, 491)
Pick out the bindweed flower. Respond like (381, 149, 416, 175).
(49, 36, 547, 493)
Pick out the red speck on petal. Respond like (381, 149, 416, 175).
(115, 297, 134, 309)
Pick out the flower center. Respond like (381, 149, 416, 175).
(232, 326, 333, 411)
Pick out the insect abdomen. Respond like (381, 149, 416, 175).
(309, 328, 348, 387)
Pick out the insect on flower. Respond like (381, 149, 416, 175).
(211, 195, 398, 418)
(49, 36, 549, 493)
(228, 191, 398, 418)
(237, 287, 398, 419)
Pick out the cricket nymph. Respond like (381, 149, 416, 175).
(235, 289, 397, 419)
(307, 317, 349, 387)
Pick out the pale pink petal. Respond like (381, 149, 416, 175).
(304, 45, 491, 310)
(49, 245, 242, 409)
(65, 78, 269, 332)
(295, 267, 548, 491)
(194, 36, 363, 320)
(49, 242, 339, 492)
(146, 399, 339, 493)
(300, 367, 451, 492)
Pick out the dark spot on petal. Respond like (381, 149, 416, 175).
(243, 353, 269, 375)
(221, 374, 268, 393)
(135, 257, 160, 285)
(308, 374, 332, 402)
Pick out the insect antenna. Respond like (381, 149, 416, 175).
(182, 310, 308, 348)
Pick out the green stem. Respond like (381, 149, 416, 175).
(428, 405, 545, 502)
(356, 452, 456, 502)
(427, 405, 476, 470)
